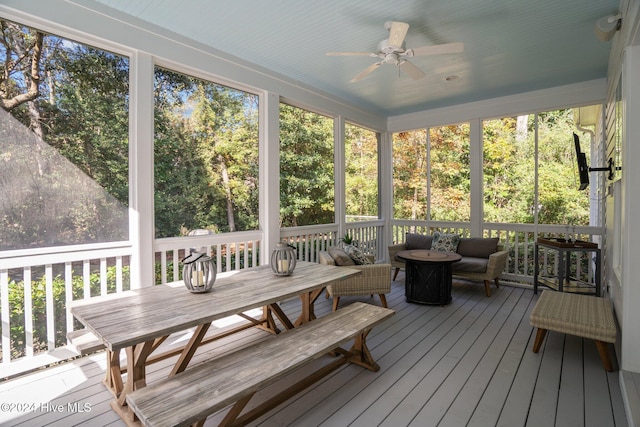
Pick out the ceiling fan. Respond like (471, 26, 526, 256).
(326, 21, 464, 83)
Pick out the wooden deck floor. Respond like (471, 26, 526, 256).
(0, 274, 629, 427)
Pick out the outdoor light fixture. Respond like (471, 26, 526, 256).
(595, 14, 622, 42)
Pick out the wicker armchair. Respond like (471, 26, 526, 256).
(318, 249, 391, 311)
(388, 243, 407, 281)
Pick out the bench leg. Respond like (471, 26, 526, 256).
(595, 340, 614, 372)
(393, 267, 400, 281)
(348, 330, 380, 372)
(332, 297, 340, 311)
(532, 328, 547, 353)
(219, 394, 253, 427)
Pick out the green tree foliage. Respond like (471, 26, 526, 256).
(483, 110, 591, 225)
(393, 130, 428, 220)
(1, 20, 129, 249)
(279, 104, 334, 227)
(429, 124, 470, 221)
(345, 123, 378, 220)
(153, 67, 259, 237)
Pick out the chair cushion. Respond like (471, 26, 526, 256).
(405, 233, 433, 250)
(457, 237, 499, 258)
(431, 232, 461, 252)
(344, 245, 372, 265)
(452, 257, 488, 273)
(328, 246, 355, 266)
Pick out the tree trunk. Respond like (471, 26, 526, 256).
(218, 154, 236, 232)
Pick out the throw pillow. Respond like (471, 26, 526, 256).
(344, 245, 372, 265)
(328, 246, 355, 266)
(405, 233, 433, 250)
(456, 237, 499, 258)
(431, 231, 461, 253)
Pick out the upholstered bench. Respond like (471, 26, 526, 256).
(530, 291, 617, 371)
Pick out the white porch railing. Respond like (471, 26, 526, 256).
(280, 220, 385, 262)
(280, 224, 339, 263)
(0, 242, 132, 365)
(390, 220, 605, 287)
(153, 230, 262, 284)
(0, 220, 605, 372)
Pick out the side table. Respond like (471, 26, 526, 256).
(534, 238, 601, 296)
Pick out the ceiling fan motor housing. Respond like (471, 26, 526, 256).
(378, 39, 406, 54)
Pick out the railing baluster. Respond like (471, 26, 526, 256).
(45, 265, 55, 351)
(24, 267, 33, 358)
(100, 258, 107, 296)
(65, 262, 74, 333)
(174, 250, 181, 282)
(1, 269, 10, 364)
(161, 250, 167, 285)
(83, 260, 91, 299)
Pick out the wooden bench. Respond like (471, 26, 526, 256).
(530, 290, 617, 371)
(66, 329, 105, 355)
(126, 302, 395, 427)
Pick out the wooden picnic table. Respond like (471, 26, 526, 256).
(70, 261, 360, 425)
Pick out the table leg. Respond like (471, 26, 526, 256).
(112, 340, 156, 423)
(268, 303, 295, 330)
(170, 323, 211, 377)
(294, 287, 324, 326)
(103, 349, 123, 398)
(256, 306, 281, 334)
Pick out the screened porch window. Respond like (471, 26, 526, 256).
(279, 103, 335, 227)
(0, 19, 129, 251)
(153, 67, 259, 238)
(345, 123, 379, 221)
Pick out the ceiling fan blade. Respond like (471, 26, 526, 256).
(350, 62, 382, 82)
(410, 42, 464, 56)
(388, 21, 410, 48)
(326, 51, 375, 57)
(399, 60, 426, 80)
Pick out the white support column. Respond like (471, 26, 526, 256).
(260, 92, 281, 265)
(335, 116, 346, 237)
(469, 119, 483, 237)
(380, 131, 394, 259)
(129, 52, 155, 289)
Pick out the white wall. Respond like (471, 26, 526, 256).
(621, 43, 640, 373)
